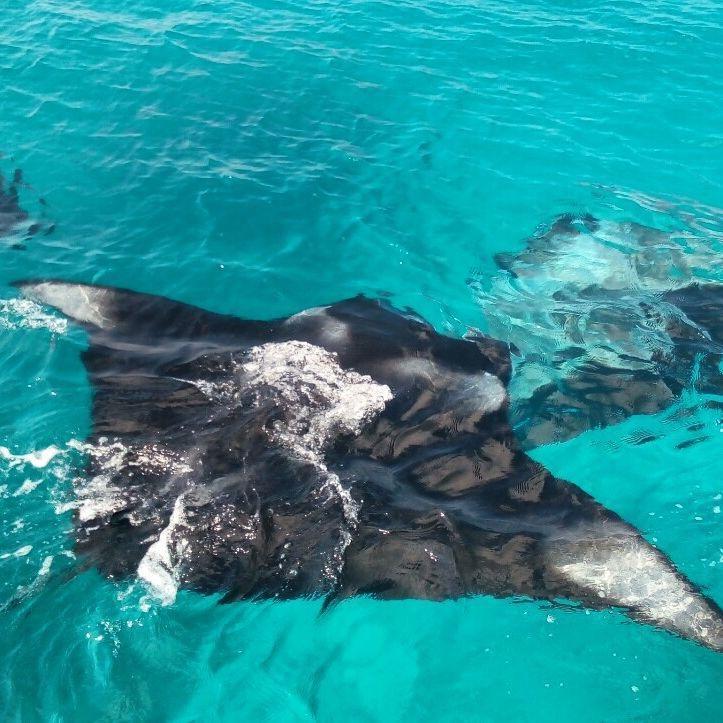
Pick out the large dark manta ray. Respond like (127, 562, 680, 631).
(14, 279, 723, 651)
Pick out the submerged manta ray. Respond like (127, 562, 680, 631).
(14, 279, 723, 651)
(474, 213, 723, 447)
(0, 167, 52, 248)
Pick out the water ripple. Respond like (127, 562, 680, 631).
(2, 0, 723, 720)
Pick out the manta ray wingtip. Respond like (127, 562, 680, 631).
(11, 279, 113, 328)
(11, 278, 77, 295)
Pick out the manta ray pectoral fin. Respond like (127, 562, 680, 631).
(663, 283, 723, 396)
(340, 451, 723, 650)
(512, 363, 678, 448)
(14, 278, 275, 445)
(664, 283, 723, 349)
(543, 512, 723, 651)
(663, 284, 723, 357)
(14, 280, 115, 328)
(12, 280, 277, 599)
(13, 279, 270, 345)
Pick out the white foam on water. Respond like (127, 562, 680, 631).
(74, 474, 126, 522)
(243, 340, 392, 575)
(243, 340, 392, 455)
(0, 438, 188, 528)
(190, 377, 232, 399)
(12, 479, 41, 496)
(67, 438, 192, 523)
(1, 545, 33, 560)
(0, 298, 68, 334)
(38, 555, 53, 576)
(0, 445, 64, 469)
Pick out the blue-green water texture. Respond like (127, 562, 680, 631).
(1, 1, 723, 720)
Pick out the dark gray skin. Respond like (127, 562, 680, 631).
(0, 168, 51, 248)
(0, 169, 29, 245)
(14, 280, 723, 651)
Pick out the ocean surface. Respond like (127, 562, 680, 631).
(1, 1, 722, 720)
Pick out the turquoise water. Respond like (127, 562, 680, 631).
(1, 1, 722, 720)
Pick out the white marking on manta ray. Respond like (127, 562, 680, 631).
(389, 357, 507, 415)
(547, 526, 723, 647)
(452, 369, 507, 415)
(0, 298, 68, 334)
(284, 305, 351, 345)
(20, 282, 109, 328)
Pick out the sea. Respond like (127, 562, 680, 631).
(1, 1, 722, 720)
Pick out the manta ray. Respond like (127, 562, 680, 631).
(14, 279, 723, 651)
(0, 167, 52, 248)
(473, 213, 723, 447)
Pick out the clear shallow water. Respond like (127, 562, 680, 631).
(1, 1, 722, 720)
